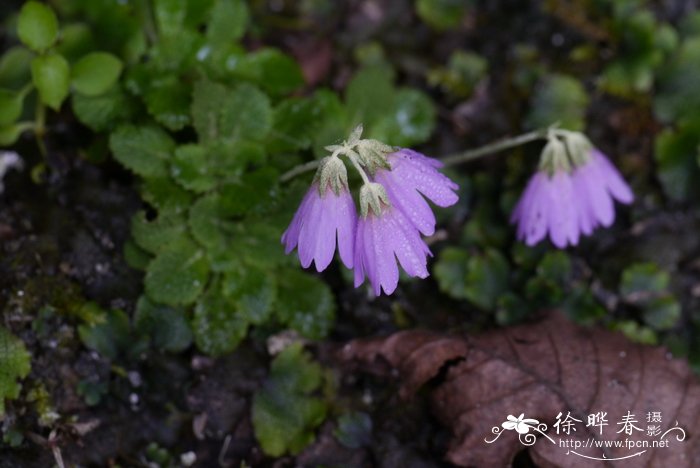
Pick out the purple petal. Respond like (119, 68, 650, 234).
(592, 150, 634, 204)
(545, 172, 579, 248)
(353, 219, 366, 287)
(281, 186, 315, 253)
(312, 195, 338, 272)
(520, 173, 549, 246)
(388, 151, 459, 208)
(372, 216, 399, 295)
(296, 189, 324, 267)
(377, 170, 436, 235)
(335, 190, 357, 269)
(388, 208, 430, 279)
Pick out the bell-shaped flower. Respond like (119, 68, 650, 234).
(373, 149, 459, 235)
(281, 157, 356, 271)
(353, 183, 432, 296)
(511, 133, 633, 248)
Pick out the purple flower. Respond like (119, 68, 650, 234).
(511, 148, 633, 248)
(281, 183, 356, 272)
(374, 149, 459, 235)
(353, 196, 432, 296)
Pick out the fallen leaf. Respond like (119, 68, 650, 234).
(340, 313, 700, 467)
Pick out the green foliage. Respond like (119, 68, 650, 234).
(252, 343, 327, 456)
(653, 120, 700, 202)
(0, 89, 24, 127)
(434, 247, 509, 309)
(620, 263, 681, 331)
(31, 53, 70, 111)
(109, 125, 175, 177)
(17, 1, 59, 52)
(71, 52, 123, 96)
(427, 50, 488, 99)
(526, 74, 589, 131)
(416, 0, 469, 30)
(134, 296, 193, 352)
(144, 239, 209, 306)
(0, 327, 31, 415)
(78, 306, 132, 360)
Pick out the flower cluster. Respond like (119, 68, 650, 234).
(282, 127, 459, 295)
(511, 131, 633, 248)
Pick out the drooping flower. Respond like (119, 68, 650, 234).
(511, 132, 633, 248)
(353, 183, 432, 296)
(373, 149, 459, 236)
(281, 157, 356, 271)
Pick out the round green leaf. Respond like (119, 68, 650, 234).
(109, 125, 175, 177)
(145, 239, 209, 306)
(192, 282, 248, 356)
(17, 1, 59, 52)
(275, 270, 335, 340)
(134, 296, 193, 353)
(0, 90, 24, 127)
(31, 54, 70, 111)
(0, 124, 26, 146)
(71, 52, 123, 96)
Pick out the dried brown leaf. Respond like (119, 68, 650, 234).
(341, 313, 700, 467)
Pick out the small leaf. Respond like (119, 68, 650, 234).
(0, 124, 26, 146)
(171, 144, 217, 193)
(145, 239, 209, 306)
(275, 270, 335, 340)
(131, 209, 188, 255)
(143, 76, 191, 131)
(17, 1, 59, 52)
(72, 84, 135, 131)
(526, 74, 589, 131)
(207, 0, 248, 45)
(654, 121, 700, 202)
(188, 194, 231, 250)
(191, 79, 228, 143)
(77, 307, 131, 360)
(229, 48, 304, 96)
(0, 46, 33, 89)
(31, 54, 70, 111)
(0, 89, 24, 127)
(0, 326, 31, 415)
(345, 65, 395, 128)
(109, 125, 175, 177)
(620, 262, 670, 299)
(134, 296, 193, 352)
(71, 52, 123, 96)
(373, 88, 435, 146)
(154, 0, 187, 38)
(252, 343, 327, 456)
(222, 266, 276, 325)
(191, 281, 248, 356)
(416, 0, 469, 30)
(220, 83, 272, 140)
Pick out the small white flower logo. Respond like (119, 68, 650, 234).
(502, 414, 540, 434)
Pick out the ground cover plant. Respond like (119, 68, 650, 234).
(0, 0, 699, 466)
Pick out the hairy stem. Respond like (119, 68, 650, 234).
(441, 128, 550, 167)
(279, 126, 554, 182)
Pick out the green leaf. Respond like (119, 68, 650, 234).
(275, 270, 335, 340)
(123, 239, 152, 271)
(71, 52, 123, 96)
(207, 0, 248, 45)
(31, 54, 70, 111)
(252, 343, 327, 456)
(131, 209, 188, 255)
(54, 23, 94, 63)
(17, 1, 59, 52)
(373, 88, 435, 146)
(0, 326, 31, 415)
(145, 239, 209, 306)
(228, 48, 304, 96)
(526, 74, 589, 131)
(191, 79, 229, 143)
(72, 84, 135, 131)
(189, 194, 231, 250)
(0, 124, 27, 146)
(0, 89, 24, 127)
(0, 47, 33, 90)
(655, 37, 700, 124)
(219, 167, 278, 216)
(77, 307, 131, 360)
(109, 125, 175, 177)
(134, 296, 193, 352)
(191, 281, 248, 355)
(223, 266, 276, 325)
(267, 97, 319, 153)
(620, 262, 669, 299)
(643, 295, 681, 331)
(654, 121, 700, 202)
(221, 83, 272, 140)
(345, 65, 395, 128)
(434, 247, 509, 308)
(154, 0, 187, 38)
(143, 76, 191, 131)
(416, 0, 469, 30)
(171, 144, 217, 192)
(141, 176, 194, 212)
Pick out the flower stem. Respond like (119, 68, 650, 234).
(346, 152, 371, 185)
(279, 126, 553, 181)
(440, 128, 550, 167)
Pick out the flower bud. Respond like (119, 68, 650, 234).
(315, 156, 348, 195)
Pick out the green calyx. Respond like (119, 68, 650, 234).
(538, 130, 593, 175)
(314, 155, 348, 195)
(359, 182, 390, 217)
